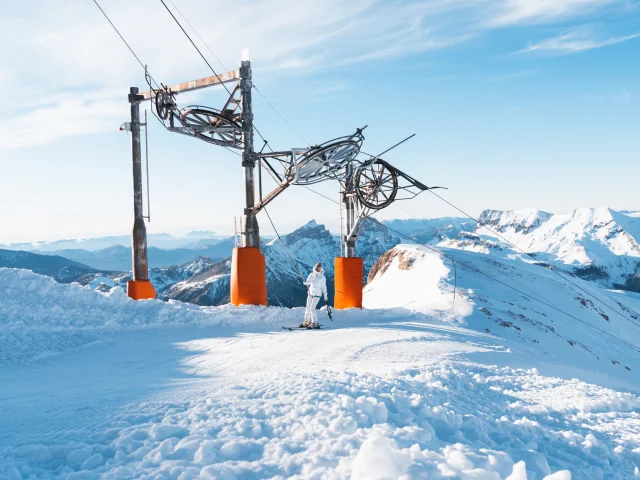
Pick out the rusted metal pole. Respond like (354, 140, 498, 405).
(129, 87, 150, 281)
(344, 176, 357, 258)
(240, 61, 260, 248)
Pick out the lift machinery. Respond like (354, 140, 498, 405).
(125, 57, 436, 308)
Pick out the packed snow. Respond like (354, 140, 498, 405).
(1, 265, 640, 478)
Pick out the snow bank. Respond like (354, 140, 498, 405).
(0, 268, 292, 365)
(0, 268, 421, 366)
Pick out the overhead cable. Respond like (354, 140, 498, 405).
(163, 0, 310, 147)
(427, 189, 640, 329)
(91, 0, 160, 89)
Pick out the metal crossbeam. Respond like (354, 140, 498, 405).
(140, 70, 240, 100)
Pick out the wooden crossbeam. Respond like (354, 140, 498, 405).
(140, 70, 240, 100)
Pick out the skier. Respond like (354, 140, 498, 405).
(301, 262, 328, 329)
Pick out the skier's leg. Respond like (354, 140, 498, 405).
(301, 294, 313, 327)
(311, 296, 320, 326)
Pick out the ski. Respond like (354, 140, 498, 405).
(282, 325, 323, 331)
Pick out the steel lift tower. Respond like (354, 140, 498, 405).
(126, 57, 366, 305)
(335, 156, 434, 308)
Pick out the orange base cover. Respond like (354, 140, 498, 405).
(334, 257, 363, 309)
(127, 280, 156, 300)
(231, 247, 268, 306)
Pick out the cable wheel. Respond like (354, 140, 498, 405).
(155, 90, 171, 120)
(355, 163, 398, 209)
(295, 140, 360, 184)
(179, 107, 242, 147)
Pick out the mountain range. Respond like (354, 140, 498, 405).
(0, 231, 229, 253)
(41, 239, 236, 271)
(4, 207, 640, 309)
(0, 249, 101, 283)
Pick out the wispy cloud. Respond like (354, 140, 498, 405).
(522, 29, 640, 54)
(0, 90, 122, 150)
(0, 0, 635, 150)
(305, 80, 349, 98)
(488, 0, 615, 26)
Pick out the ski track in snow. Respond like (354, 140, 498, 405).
(1, 269, 640, 478)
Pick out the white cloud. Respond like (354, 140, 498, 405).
(0, 91, 123, 150)
(488, 0, 615, 26)
(0, 0, 633, 150)
(523, 29, 640, 53)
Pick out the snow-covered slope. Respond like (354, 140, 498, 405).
(452, 207, 640, 291)
(1, 267, 640, 478)
(365, 244, 640, 378)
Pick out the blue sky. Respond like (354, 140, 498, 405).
(0, 0, 638, 242)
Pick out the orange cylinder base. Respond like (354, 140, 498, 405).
(127, 280, 156, 300)
(334, 257, 363, 309)
(231, 247, 268, 306)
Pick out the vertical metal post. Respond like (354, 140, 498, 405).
(129, 87, 150, 281)
(343, 175, 357, 258)
(240, 60, 260, 248)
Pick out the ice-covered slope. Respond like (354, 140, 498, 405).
(1, 268, 640, 478)
(454, 207, 640, 290)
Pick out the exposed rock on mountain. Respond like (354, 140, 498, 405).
(446, 207, 640, 291)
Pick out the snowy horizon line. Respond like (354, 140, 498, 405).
(2, 205, 639, 246)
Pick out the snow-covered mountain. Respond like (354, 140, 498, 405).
(158, 220, 403, 307)
(442, 207, 640, 292)
(382, 217, 475, 243)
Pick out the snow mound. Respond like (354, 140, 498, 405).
(0, 268, 293, 365)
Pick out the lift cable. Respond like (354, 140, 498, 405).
(262, 207, 306, 282)
(253, 85, 311, 147)
(427, 189, 640, 329)
(165, 0, 228, 73)
(91, 0, 161, 90)
(368, 216, 640, 356)
(158, 0, 270, 146)
(163, 0, 311, 148)
(299, 183, 640, 356)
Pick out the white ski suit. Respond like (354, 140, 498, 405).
(304, 271, 328, 326)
